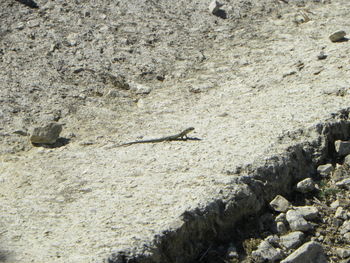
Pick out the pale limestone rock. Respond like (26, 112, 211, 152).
(294, 206, 319, 220)
(280, 231, 304, 250)
(317, 163, 333, 177)
(30, 122, 63, 144)
(270, 195, 291, 212)
(335, 140, 350, 156)
(286, 210, 312, 232)
(296, 178, 316, 193)
(280, 241, 327, 263)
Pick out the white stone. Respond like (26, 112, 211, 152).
(336, 178, 350, 189)
(336, 248, 350, 259)
(317, 163, 333, 177)
(340, 220, 350, 235)
(335, 140, 350, 156)
(67, 33, 79, 46)
(270, 195, 291, 212)
(131, 83, 152, 94)
(276, 213, 286, 223)
(344, 232, 350, 241)
(30, 122, 63, 144)
(286, 210, 312, 232)
(344, 154, 350, 166)
(335, 207, 348, 220)
(294, 206, 319, 220)
(280, 241, 327, 263)
(277, 222, 287, 234)
(266, 235, 280, 246)
(252, 240, 283, 262)
(280, 231, 304, 250)
(296, 178, 316, 193)
(330, 200, 340, 209)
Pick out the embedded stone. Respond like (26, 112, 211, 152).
(30, 122, 63, 144)
(270, 195, 291, 212)
(329, 30, 346, 42)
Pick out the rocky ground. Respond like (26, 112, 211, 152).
(197, 140, 350, 263)
(1, 0, 350, 262)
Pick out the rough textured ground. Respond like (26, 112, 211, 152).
(1, 0, 350, 262)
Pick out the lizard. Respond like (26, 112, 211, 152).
(117, 127, 195, 147)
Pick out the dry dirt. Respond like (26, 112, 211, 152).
(1, 0, 350, 262)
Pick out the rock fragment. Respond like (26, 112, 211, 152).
(339, 220, 350, 235)
(317, 163, 333, 177)
(30, 122, 63, 144)
(293, 206, 319, 220)
(343, 154, 350, 166)
(286, 210, 312, 231)
(336, 178, 350, 189)
(208, 0, 223, 14)
(296, 178, 316, 193)
(317, 51, 327, 60)
(335, 207, 348, 220)
(330, 200, 340, 209)
(280, 241, 327, 263)
(336, 248, 350, 259)
(130, 83, 152, 94)
(329, 30, 347, 42)
(277, 222, 288, 234)
(280, 231, 304, 250)
(270, 195, 291, 212)
(335, 140, 350, 156)
(252, 240, 283, 263)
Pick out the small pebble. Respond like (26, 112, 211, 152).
(329, 30, 346, 42)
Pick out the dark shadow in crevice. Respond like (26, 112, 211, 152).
(31, 137, 71, 148)
(16, 0, 39, 9)
(213, 9, 227, 19)
(333, 37, 349, 43)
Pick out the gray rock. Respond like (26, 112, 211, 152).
(276, 213, 287, 223)
(280, 241, 327, 263)
(208, 0, 223, 14)
(252, 240, 283, 263)
(130, 83, 152, 95)
(344, 232, 350, 241)
(336, 178, 350, 189)
(30, 122, 63, 144)
(329, 30, 347, 42)
(293, 206, 319, 220)
(344, 154, 350, 166)
(330, 200, 340, 209)
(270, 195, 291, 212)
(296, 178, 316, 193)
(280, 231, 304, 250)
(286, 210, 313, 232)
(317, 163, 333, 177)
(188, 83, 214, 93)
(336, 248, 350, 259)
(317, 51, 327, 60)
(335, 207, 348, 220)
(335, 140, 350, 156)
(266, 235, 280, 247)
(332, 164, 350, 182)
(339, 220, 350, 235)
(277, 221, 288, 234)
